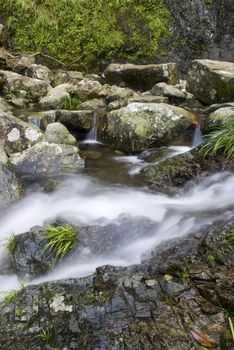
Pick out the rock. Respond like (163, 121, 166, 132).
(0, 162, 23, 212)
(129, 94, 169, 104)
(141, 148, 234, 193)
(24, 110, 57, 130)
(79, 98, 106, 110)
(44, 122, 77, 145)
(206, 106, 234, 130)
(138, 147, 174, 163)
(52, 70, 84, 86)
(141, 151, 200, 193)
(104, 63, 179, 90)
(0, 142, 8, 164)
(10, 216, 157, 281)
(0, 218, 232, 349)
(0, 110, 43, 154)
(151, 82, 186, 101)
(56, 109, 96, 130)
(9, 142, 85, 175)
(39, 83, 77, 109)
(25, 64, 54, 83)
(187, 60, 234, 105)
(76, 78, 103, 100)
(104, 85, 137, 103)
(0, 69, 49, 104)
(11, 226, 56, 281)
(6, 55, 36, 74)
(99, 102, 197, 153)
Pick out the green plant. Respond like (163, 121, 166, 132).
(201, 123, 234, 160)
(44, 224, 76, 261)
(34, 326, 53, 343)
(60, 95, 81, 110)
(0, 289, 19, 306)
(6, 233, 17, 252)
(0, 0, 171, 70)
(228, 317, 234, 342)
(15, 307, 22, 317)
(207, 255, 215, 263)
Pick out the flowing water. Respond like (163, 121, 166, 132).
(192, 124, 202, 147)
(0, 139, 234, 294)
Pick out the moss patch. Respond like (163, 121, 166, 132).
(0, 0, 171, 70)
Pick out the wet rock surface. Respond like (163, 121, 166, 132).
(0, 219, 233, 349)
(0, 161, 23, 211)
(99, 102, 197, 153)
(141, 147, 234, 193)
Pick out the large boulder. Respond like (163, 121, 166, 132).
(98, 103, 197, 153)
(104, 63, 179, 90)
(9, 142, 85, 175)
(187, 60, 234, 105)
(0, 24, 8, 46)
(0, 110, 43, 154)
(44, 122, 77, 145)
(0, 70, 50, 104)
(0, 162, 23, 212)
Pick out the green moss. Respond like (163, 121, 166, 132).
(0, 0, 171, 70)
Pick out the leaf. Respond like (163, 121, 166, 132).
(191, 329, 217, 348)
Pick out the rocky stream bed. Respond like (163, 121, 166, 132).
(0, 31, 234, 349)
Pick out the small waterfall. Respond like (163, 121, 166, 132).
(192, 125, 202, 147)
(86, 113, 97, 141)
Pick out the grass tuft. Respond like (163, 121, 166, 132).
(44, 224, 76, 261)
(201, 123, 234, 160)
(59, 95, 81, 110)
(6, 233, 17, 253)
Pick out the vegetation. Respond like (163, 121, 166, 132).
(0, 289, 19, 306)
(44, 224, 76, 261)
(0, 0, 171, 70)
(201, 123, 234, 160)
(228, 317, 234, 342)
(59, 95, 81, 110)
(6, 233, 17, 252)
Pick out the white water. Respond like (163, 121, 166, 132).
(0, 171, 234, 293)
(85, 113, 98, 142)
(192, 125, 202, 147)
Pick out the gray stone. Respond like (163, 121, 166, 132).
(0, 161, 23, 212)
(151, 82, 186, 100)
(0, 69, 50, 104)
(57, 109, 96, 130)
(0, 109, 43, 154)
(187, 60, 234, 105)
(9, 142, 85, 175)
(39, 84, 77, 109)
(44, 122, 77, 145)
(99, 102, 197, 152)
(104, 63, 179, 90)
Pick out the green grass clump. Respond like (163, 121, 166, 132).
(59, 95, 81, 110)
(0, 0, 171, 70)
(6, 233, 17, 252)
(44, 224, 76, 261)
(201, 123, 234, 160)
(0, 289, 19, 306)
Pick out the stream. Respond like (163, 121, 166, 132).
(0, 133, 234, 295)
